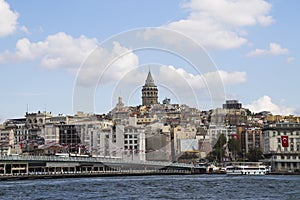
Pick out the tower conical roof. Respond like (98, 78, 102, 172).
(145, 70, 155, 86)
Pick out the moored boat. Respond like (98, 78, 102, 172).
(226, 162, 270, 175)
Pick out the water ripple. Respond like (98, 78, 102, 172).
(0, 175, 299, 200)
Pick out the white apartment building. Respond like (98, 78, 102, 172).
(263, 123, 300, 172)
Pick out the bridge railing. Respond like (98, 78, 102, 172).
(0, 155, 195, 168)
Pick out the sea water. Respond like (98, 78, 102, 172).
(0, 175, 299, 199)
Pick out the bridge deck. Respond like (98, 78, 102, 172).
(0, 155, 195, 168)
(0, 155, 207, 178)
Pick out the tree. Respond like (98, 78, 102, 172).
(246, 147, 263, 162)
(208, 134, 227, 163)
(214, 134, 227, 149)
(228, 138, 241, 160)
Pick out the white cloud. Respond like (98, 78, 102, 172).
(245, 95, 295, 115)
(0, 0, 19, 37)
(162, 0, 273, 49)
(0, 31, 140, 86)
(156, 66, 246, 107)
(0, 32, 98, 69)
(247, 43, 289, 57)
(160, 65, 246, 89)
(184, 0, 273, 26)
(76, 41, 139, 86)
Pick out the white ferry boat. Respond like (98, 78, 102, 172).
(226, 162, 270, 175)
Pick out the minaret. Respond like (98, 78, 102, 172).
(142, 69, 158, 106)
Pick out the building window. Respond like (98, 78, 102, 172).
(281, 155, 284, 160)
(293, 163, 297, 168)
(278, 138, 281, 143)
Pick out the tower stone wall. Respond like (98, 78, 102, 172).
(142, 70, 158, 106)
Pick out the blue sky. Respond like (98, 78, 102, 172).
(0, 0, 299, 121)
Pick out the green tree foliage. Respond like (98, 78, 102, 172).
(246, 147, 263, 162)
(228, 138, 240, 152)
(228, 138, 241, 160)
(208, 134, 227, 162)
(214, 134, 227, 149)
